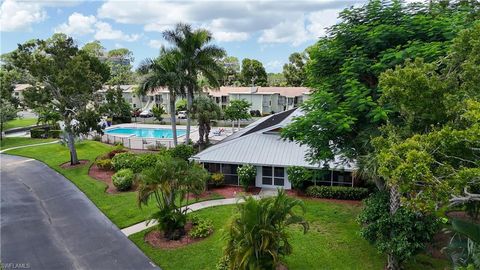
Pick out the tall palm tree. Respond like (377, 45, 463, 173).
(191, 95, 221, 145)
(162, 23, 225, 143)
(138, 49, 188, 146)
(224, 190, 309, 269)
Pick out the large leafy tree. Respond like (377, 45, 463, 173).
(219, 55, 240, 86)
(139, 49, 189, 146)
(282, 0, 479, 162)
(162, 23, 225, 144)
(223, 190, 309, 269)
(138, 155, 208, 240)
(283, 52, 307, 86)
(191, 95, 221, 145)
(240, 58, 267, 86)
(224, 99, 251, 132)
(100, 86, 132, 124)
(11, 34, 110, 165)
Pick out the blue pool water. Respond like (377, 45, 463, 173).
(105, 127, 186, 139)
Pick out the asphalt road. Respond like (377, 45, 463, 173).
(0, 154, 159, 270)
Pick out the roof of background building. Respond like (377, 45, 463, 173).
(208, 86, 310, 97)
(13, 84, 31, 91)
(192, 108, 356, 171)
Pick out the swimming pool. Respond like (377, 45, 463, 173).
(105, 127, 186, 139)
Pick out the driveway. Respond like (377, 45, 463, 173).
(0, 154, 159, 270)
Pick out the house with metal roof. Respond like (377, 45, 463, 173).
(192, 108, 357, 190)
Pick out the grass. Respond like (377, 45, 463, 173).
(5, 140, 223, 228)
(4, 118, 38, 130)
(0, 137, 55, 150)
(129, 199, 449, 270)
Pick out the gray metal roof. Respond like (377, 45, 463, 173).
(193, 109, 356, 171)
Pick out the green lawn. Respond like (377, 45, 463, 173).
(129, 200, 449, 270)
(0, 137, 55, 150)
(4, 140, 223, 228)
(4, 118, 38, 130)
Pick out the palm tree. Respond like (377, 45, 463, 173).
(224, 190, 309, 269)
(191, 95, 221, 145)
(137, 155, 208, 240)
(162, 23, 225, 144)
(138, 49, 188, 146)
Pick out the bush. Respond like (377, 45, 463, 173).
(30, 127, 62, 139)
(96, 159, 112, 170)
(237, 164, 256, 192)
(189, 216, 213, 239)
(358, 192, 440, 264)
(167, 144, 195, 161)
(111, 152, 137, 171)
(48, 130, 62, 138)
(131, 153, 159, 173)
(112, 168, 134, 191)
(210, 173, 224, 186)
(216, 255, 230, 270)
(287, 166, 312, 190)
(305, 185, 370, 200)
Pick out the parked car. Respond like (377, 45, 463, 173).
(139, 109, 153, 118)
(178, 110, 187, 119)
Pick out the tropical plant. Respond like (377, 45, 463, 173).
(152, 105, 166, 123)
(223, 190, 309, 269)
(210, 173, 224, 186)
(162, 23, 226, 143)
(100, 86, 132, 124)
(138, 155, 209, 240)
(191, 95, 221, 144)
(237, 164, 256, 192)
(138, 49, 188, 146)
(111, 152, 137, 171)
(444, 219, 480, 269)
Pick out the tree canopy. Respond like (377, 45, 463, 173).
(282, 0, 480, 162)
(240, 58, 267, 87)
(282, 52, 307, 86)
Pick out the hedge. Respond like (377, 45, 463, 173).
(305, 185, 370, 200)
(30, 128, 62, 139)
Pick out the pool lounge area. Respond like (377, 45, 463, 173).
(105, 127, 186, 139)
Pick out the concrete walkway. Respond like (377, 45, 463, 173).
(121, 193, 275, 236)
(0, 140, 59, 153)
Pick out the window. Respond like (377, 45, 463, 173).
(262, 166, 284, 186)
(221, 164, 238, 185)
(262, 166, 272, 185)
(204, 163, 220, 173)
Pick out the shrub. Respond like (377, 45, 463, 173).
(111, 152, 137, 171)
(131, 153, 159, 173)
(237, 164, 256, 192)
(305, 185, 370, 200)
(30, 127, 62, 138)
(112, 168, 134, 191)
(92, 134, 102, 141)
(167, 144, 195, 161)
(286, 166, 312, 190)
(107, 149, 127, 159)
(48, 130, 62, 138)
(189, 216, 213, 239)
(210, 173, 224, 186)
(96, 159, 112, 170)
(358, 192, 440, 265)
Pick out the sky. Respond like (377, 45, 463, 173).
(0, 0, 373, 73)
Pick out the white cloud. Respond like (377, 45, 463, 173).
(94, 21, 140, 42)
(213, 31, 249, 42)
(265, 60, 282, 71)
(0, 0, 47, 31)
(97, 0, 365, 46)
(148, 39, 165, 49)
(55, 12, 140, 42)
(55, 12, 96, 36)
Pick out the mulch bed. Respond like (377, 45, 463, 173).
(60, 160, 89, 169)
(144, 222, 211, 249)
(206, 186, 261, 199)
(88, 163, 119, 194)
